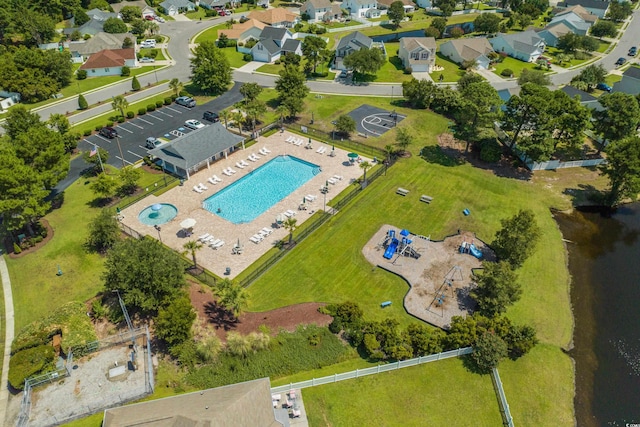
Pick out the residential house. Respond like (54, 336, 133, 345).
(218, 19, 266, 43)
(102, 378, 289, 426)
(497, 87, 520, 111)
(301, 0, 342, 23)
(79, 48, 137, 77)
(561, 85, 603, 110)
(556, 0, 609, 18)
(248, 8, 299, 28)
(342, 0, 380, 18)
(199, 0, 239, 9)
(398, 37, 436, 72)
(414, 0, 433, 8)
(546, 6, 596, 36)
(142, 6, 156, 19)
(63, 18, 111, 37)
(251, 27, 301, 63)
(0, 91, 21, 111)
(147, 122, 245, 179)
(439, 37, 494, 69)
(86, 8, 120, 21)
(489, 30, 546, 62)
(69, 32, 137, 62)
(537, 22, 573, 47)
(612, 66, 640, 95)
(159, 0, 196, 15)
(334, 31, 373, 69)
(377, 0, 415, 13)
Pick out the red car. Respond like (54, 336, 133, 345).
(145, 15, 155, 21)
(218, 10, 226, 16)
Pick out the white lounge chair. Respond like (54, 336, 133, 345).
(211, 240, 225, 249)
(236, 162, 245, 169)
(306, 194, 317, 201)
(261, 227, 273, 235)
(250, 234, 263, 243)
(222, 169, 232, 176)
(285, 209, 297, 217)
(198, 183, 208, 190)
(327, 178, 337, 185)
(198, 233, 211, 241)
(286, 136, 294, 143)
(316, 147, 323, 153)
(202, 235, 216, 243)
(248, 156, 257, 162)
(228, 167, 237, 174)
(333, 175, 343, 181)
(252, 153, 261, 160)
(240, 160, 250, 167)
(259, 148, 269, 156)
(262, 146, 271, 153)
(193, 185, 203, 193)
(208, 177, 218, 185)
(213, 175, 222, 183)
(295, 138, 304, 146)
(208, 238, 221, 247)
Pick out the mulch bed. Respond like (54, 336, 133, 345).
(6, 218, 55, 259)
(188, 283, 332, 342)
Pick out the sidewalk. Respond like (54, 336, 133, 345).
(475, 67, 506, 83)
(236, 61, 267, 73)
(0, 255, 15, 426)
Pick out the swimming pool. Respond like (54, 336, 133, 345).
(203, 155, 320, 224)
(138, 203, 178, 226)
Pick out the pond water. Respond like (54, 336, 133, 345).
(556, 205, 640, 426)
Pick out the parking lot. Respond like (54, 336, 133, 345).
(78, 84, 243, 168)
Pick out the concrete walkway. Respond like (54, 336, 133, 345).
(475, 67, 507, 83)
(0, 255, 15, 426)
(236, 61, 267, 73)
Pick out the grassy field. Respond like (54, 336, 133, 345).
(303, 357, 504, 426)
(430, 53, 466, 82)
(493, 56, 541, 78)
(221, 46, 249, 69)
(193, 25, 221, 44)
(139, 48, 166, 61)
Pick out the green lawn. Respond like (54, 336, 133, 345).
(430, 53, 466, 83)
(221, 46, 249, 69)
(303, 357, 503, 426)
(193, 25, 221, 44)
(185, 8, 207, 20)
(545, 47, 594, 68)
(139, 48, 166, 61)
(321, 20, 363, 29)
(492, 56, 540, 78)
(256, 63, 282, 75)
(596, 40, 610, 53)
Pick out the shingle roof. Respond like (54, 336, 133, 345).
(557, 4, 598, 21)
(558, 0, 609, 11)
(622, 66, 640, 80)
(248, 8, 297, 24)
(80, 48, 135, 70)
(259, 26, 288, 41)
(218, 19, 266, 40)
(160, 0, 195, 9)
(103, 378, 282, 427)
(303, 0, 332, 9)
(86, 8, 118, 21)
(561, 85, 597, 102)
(336, 31, 373, 51)
(377, 0, 413, 6)
(442, 38, 494, 62)
(542, 22, 572, 38)
(257, 38, 281, 54)
(400, 37, 436, 52)
(494, 30, 544, 54)
(282, 38, 301, 52)
(148, 123, 244, 170)
(70, 32, 135, 56)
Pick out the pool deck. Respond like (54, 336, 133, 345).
(120, 131, 370, 279)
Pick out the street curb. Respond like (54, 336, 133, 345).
(0, 255, 15, 426)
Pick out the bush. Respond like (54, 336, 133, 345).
(83, 129, 92, 136)
(8, 346, 56, 390)
(78, 93, 88, 110)
(76, 69, 87, 80)
(178, 90, 189, 97)
(243, 53, 253, 61)
(121, 65, 130, 77)
(107, 121, 115, 127)
(146, 104, 156, 112)
(138, 108, 146, 115)
(131, 75, 141, 91)
(164, 97, 172, 105)
(13, 242, 21, 254)
(171, 94, 178, 101)
(404, 66, 413, 74)
(205, 9, 218, 17)
(480, 138, 503, 163)
(501, 68, 513, 77)
(117, 116, 125, 123)
(155, 100, 163, 108)
(126, 111, 135, 119)
(95, 125, 103, 131)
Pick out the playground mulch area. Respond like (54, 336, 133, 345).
(347, 105, 406, 137)
(188, 283, 332, 342)
(362, 225, 495, 329)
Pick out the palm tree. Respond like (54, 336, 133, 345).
(111, 95, 128, 119)
(276, 104, 288, 125)
(359, 161, 372, 187)
(395, 127, 412, 155)
(384, 144, 395, 162)
(219, 282, 249, 319)
(219, 108, 230, 129)
(231, 111, 245, 134)
(283, 217, 298, 244)
(182, 240, 203, 268)
(169, 78, 183, 97)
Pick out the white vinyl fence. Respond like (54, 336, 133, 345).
(492, 367, 515, 427)
(271, 347, 472, 393)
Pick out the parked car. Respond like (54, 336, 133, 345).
(239, 15, 248, 23)
(139, 57, 155, 63)
(144, 15, 155, 21)
(596, 82, 612, 92)
(629, 46, 637, 56)
(616, 57, 627, 66)
(140, 41, 154, 48)
(99, 127, 117, 139)
(145, 137, 161, 149)
(218, 10, 226, 16)
(156, 17, 165, 23)
(185, 119, 205, 130)
(202, 111, 220, 122)
(175, 96, 196, 108)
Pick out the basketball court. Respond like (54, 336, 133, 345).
(348, 105, 406, 137)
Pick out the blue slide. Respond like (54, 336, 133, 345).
(384, 238, 398, 259)
(469, 244, 483, 259)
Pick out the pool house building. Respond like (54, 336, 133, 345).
(148, 123, 245, 179)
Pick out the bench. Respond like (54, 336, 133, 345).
(420, 195, 433, 204)
(380, 301, 392, 308)
(396, 187, 409, 196)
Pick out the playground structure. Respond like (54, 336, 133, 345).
(459, 241, 482, 259)
(380, 229, 422, 261)
(427, 266, 464, 316)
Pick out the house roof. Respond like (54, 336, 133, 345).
(302, 0, 332, 10)
(64, 18, 105, 35)
(377, 0, 413, 6)
(160, 0, 195, 9)
(218, 19, 266, 40)
(442, 37, 494, 62)
(282, 38, 301, 52)
(561, 85, 597, 102)
(622, 66, 640, 80)
(400, 36, 436, 52)
(103, 378, 284, 427)
(256, 38, 281, 54)
(493, 30, 544, 55)
(147, 123, 244, 171)
(248, 8, 298, 24)
(556, 4, 598, 21)
(260, 26, 289, 41)
(70, 32, 135, 56)
(80, 48, 135, 70)
(542, 22, 572, 38)
(336, 31, 373, 51)
(86, 8, 119, 21)
(557, 0, 609, 11)
(347, 0, 377, 6)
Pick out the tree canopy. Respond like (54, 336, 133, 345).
(301, 35, 328, 74)
(455, 81, 502, 147)
(474, 13, 501, 34)
(103, 17, 128, 34)
(343, 48, 385, 77)
(469, 332, 508, 373)
(388, 1, 406, 28)
(590, 20, 617, 38)
(571, 64, 607, 91)
(155, 294, 196, 347)
(491, 209, 541, 269)
(472, 261, 522, 316)
(190, 41, 232, 96)
(599, 137, 640, 207)
(593, 92, 640, 146)
(275, 64, 309, 118)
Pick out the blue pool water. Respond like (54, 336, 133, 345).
(203, 155, 320, 224)
(138, 203, 178, 226)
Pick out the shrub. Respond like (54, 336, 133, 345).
(76, 69, 87, 80)
(13, 242, 21, 254)
(131, 75, 141, 91)
(95, 125, 103, 131)
(274, 59, 281, 65)
(83, 129, 92, 136)
(205, 9, 218, 17)
(126, 111, 135, 119)
(78, 93, 88, 110)
(243, 53, 252, 61)
(138, 107, 146, 115)
(178, 90, 189, 97)
(171, 94, 178, 101)
(155, 100, 163, 108)
(146, 104, 156, 112)
(117, 116, 125, 123)
(107, 121, 115, 127)
(8, 345, 56, 390)
(480, 138, 503, 163)
(164, 97, 172, 105)
(404, 66, 413, 74)
(121, 65, 130, 77)
(501, 68, 513, 77)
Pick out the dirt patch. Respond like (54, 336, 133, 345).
(6, 218, 54, 258)
(188, 283, 332, 342)
(437, 133, 532, 181)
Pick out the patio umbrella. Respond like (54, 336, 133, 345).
(303, 197, 306, 204)
(180, 218, 196, 229)
(347, 152, 358, 159)
(276, 214, 286, 224)
(151, 203, 163, 211)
